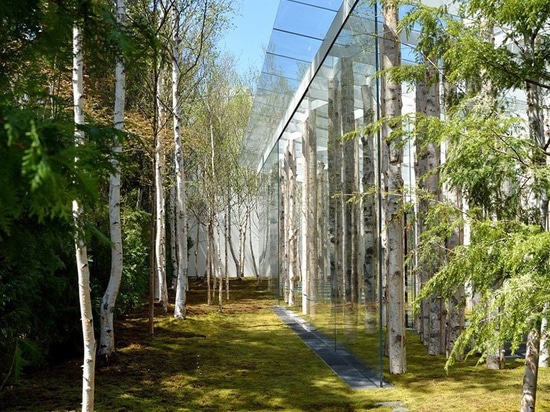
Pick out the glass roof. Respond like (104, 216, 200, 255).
(240, 0, 348, 169)
(242, 0, 452, 172)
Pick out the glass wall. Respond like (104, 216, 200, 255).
(248, 0, 424, 373)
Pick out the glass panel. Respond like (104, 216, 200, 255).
(268, 30, 322, 62)
(274, 1, 337, 39)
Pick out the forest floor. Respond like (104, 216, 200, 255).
(1, 277, 549, 411)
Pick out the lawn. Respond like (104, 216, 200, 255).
(1, 278, 548, 411)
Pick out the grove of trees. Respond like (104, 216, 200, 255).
(3, 0, 550, 411)
(0, 0, 255, 410)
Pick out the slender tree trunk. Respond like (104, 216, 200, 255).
(415, 60, 445, 355)
(328, 78, 343, 307)
(172, 10, 188, 319)
(149, 185, 156, 336)
(286, 138, 298, 306)
(208, 115, 217, 305)
(206, 220, 212, 305)
(155, 72, 168, 312)
(214, 218, 223, 311)
(302, 109, 318, 315)
(383, 0, 406, 374)
(169, 180, 178, 288)
(521, 328, 540, 412)
(99, 0, 126, 365)
(540, 309, 549, 367)
(226, 202, 241, 280)
(362, 83, 377, 332)
(72, 19, 96, 412)
(248, 207, 260, 279)
(239, 211, 247, 279)
(341, 57, 358, 341)
(224, 204, 230, 299)
(342, 57, 356, 305)
(281, 160, 289, 302)
(194, 221, 201, 278)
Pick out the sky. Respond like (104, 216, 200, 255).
(218, 0, 280, 75)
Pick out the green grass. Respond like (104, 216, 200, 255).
(1, 278, 548, 411)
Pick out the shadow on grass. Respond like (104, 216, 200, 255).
(0, 279, 395, 412)
(5, 278, 540, 411)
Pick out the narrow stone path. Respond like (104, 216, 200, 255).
(271, 306, 392, 390)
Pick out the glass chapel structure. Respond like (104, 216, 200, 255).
(241, 0, 435, 372)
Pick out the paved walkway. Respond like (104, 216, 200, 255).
(271, 306, 392, 390)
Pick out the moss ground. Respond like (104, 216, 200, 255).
(1, 278, 548, 411)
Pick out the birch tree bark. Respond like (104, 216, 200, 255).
(415, 62, 445, 355)
(99, 0, 126, 364)
(521, 328, 540, 412)
(328, 78, 343, 306)
(302, 108, 318, 315)
(361, 83, 377, 332)
(341, 57, 357, 305)
(382, 0, 406, 374)
(226, 200, 242, 279)
(280, 158, 289, 302)
(72, 17, 96, 412)
(172, 6, 188, 320)
(155, 71, 168, 312)
(169, 182, 178, 288)
(285, 138, 298, 306)
(248, 207, 260, 280)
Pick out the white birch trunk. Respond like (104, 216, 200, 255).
(383, 0, 406, 374)
(172, 11, 188, 319)
(169, 182, 178, 288)
(521, 328, 540, 412)
(155, 71, 168, 311)
(225, 208, 229, 299)
(300, 157, 308, 313)
(328, 78, 343, 307)
(239, 214, 246, 279)
(248, 208, 259, 279)
(213, 218, 223, 311)
(206, 221, 212, 305)
(73, 21, 96, 412)
(416, 62, 445, 355)
(302, 109, 318, 315)
(285, 138, 298, 306)
(208, 116, 217, 305)
(539, 310, 549, 367)
(281, 161, 289, 302)
(226, 200, 241, 278)
(194, 221, 201, 279)
(99, 0, 126, 363)
(341, 57, 356, 306)
(361, 83, 377, 332)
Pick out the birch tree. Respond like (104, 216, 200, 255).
(285, 138, 298, 306)
(72, 11, 96, 411)
(171, 3, 188, 320)
(341, 57, 358, 306)
(302, 107, 318, 315)
(382, 0, 406, 374)
(361, 82, 377, 332)
(414, 63, 444, 355)
(328, 78, 344, 306)
(99, 0, 126, 364)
